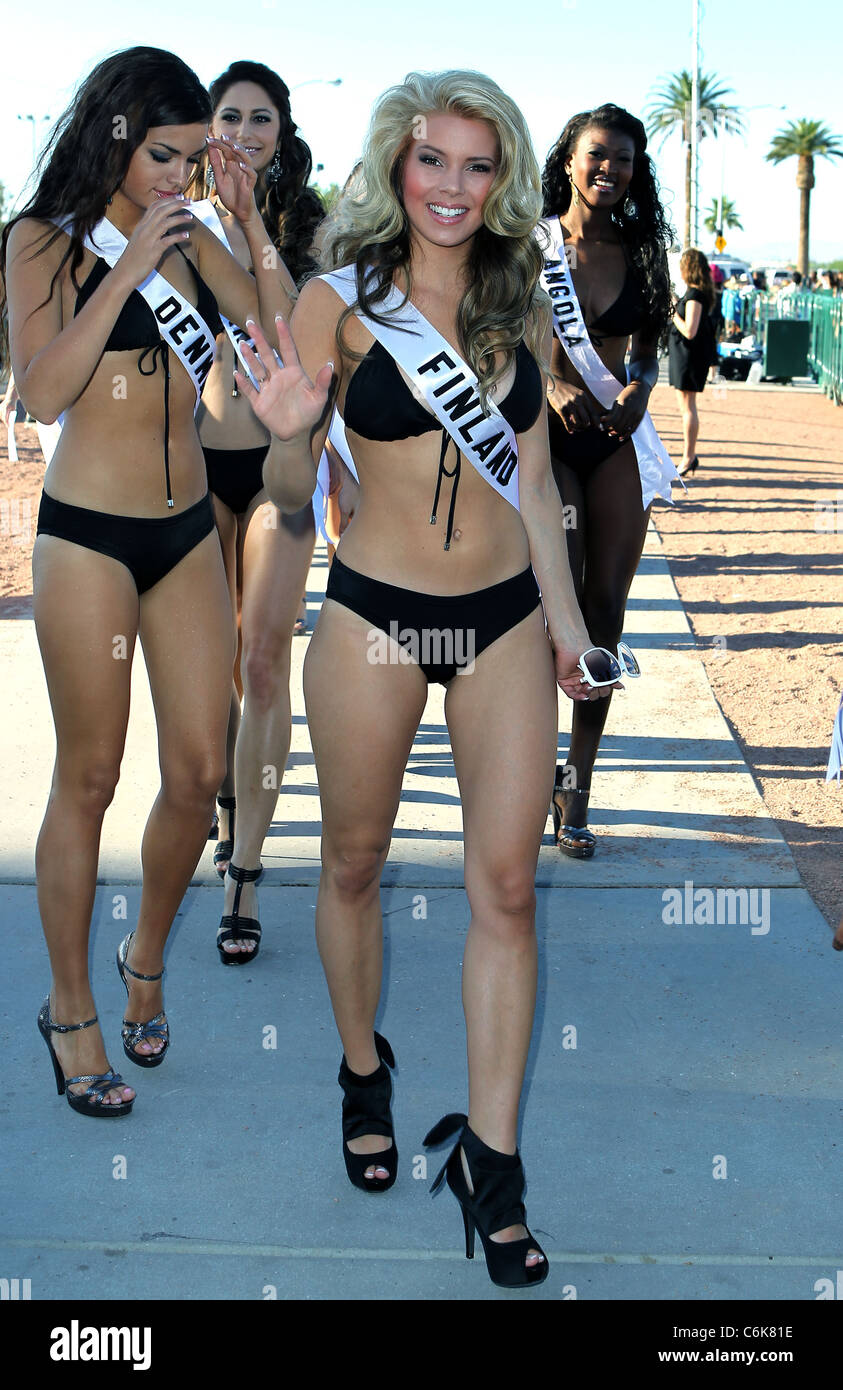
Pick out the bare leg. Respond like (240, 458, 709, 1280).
(210, 493, 240, 858)
(304, 600, 428, 1177)
(122, 531, 232, 1047)
(446, 605, 557, 1268)
(32, 535, 138, 1105)
(220, 496, 315, 951)
(677, 388, 700, 470)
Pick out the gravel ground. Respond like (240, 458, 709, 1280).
(649, 380, 842, 933)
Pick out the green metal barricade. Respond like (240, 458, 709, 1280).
(720, 290, 842, 403)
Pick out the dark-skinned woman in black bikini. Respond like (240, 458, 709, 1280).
(542, 104, 674, 857)
(235, 71, 622, 1289)
(196, 61, 323, 963)
(1, 47, 292, 1116)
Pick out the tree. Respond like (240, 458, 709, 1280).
(703, 197, 743, 234)
(646, 70, 744, 248)
(0, 180, 8, 234)
(311, 182, 341, 214)
(766, 120, 843, 276)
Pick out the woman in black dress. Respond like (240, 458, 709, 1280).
(668, 248, 716, 477)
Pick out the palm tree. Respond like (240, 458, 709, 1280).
(646, 71, 744, 247)
(703, 198, 743, 234)
(766, 120, 843, 276)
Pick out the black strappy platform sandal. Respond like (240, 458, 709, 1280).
(424, 1112, 548, 1289)
(37, 998, 134, 1117)
(217, 863, 264, 965)
(338, 1031, 398, 1192)
(213, 795, 236, 879)
(551, 771, 596, 859)
(116, 932, 169, 1068)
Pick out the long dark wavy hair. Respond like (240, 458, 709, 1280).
(207, 61, 324, 285)
(0, 47, 211, 352)
(543, 104, 674, 346)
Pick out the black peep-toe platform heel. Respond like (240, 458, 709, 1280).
(217, 863, 264, 964)
(37, 997, 134, 1116)
(424, 1112, 548, 1288)
(338, 1031, 398, 1192)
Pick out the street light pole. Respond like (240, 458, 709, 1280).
(690, 0, 701, 246)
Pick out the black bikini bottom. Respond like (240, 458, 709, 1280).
(548, 414, 628, 482)
(325, 554, 542, 685)
(36, 491, 215, 594)
(204, 444, 269, 515)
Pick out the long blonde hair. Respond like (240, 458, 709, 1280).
(322, 70, 547, 404)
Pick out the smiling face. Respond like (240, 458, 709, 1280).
(400, 111, 499, 250)
(118, 124, 209, 210)
(211, 81, 281, 175)
(566, 125, 636, 210)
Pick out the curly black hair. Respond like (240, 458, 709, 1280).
(207, 61, 324, 285)
(543, 103, 674, 346)
(1, 46, 211, 352)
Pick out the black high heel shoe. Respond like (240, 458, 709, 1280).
(424, 1113, 548, 1289)
(551, 770, 595, 859)
(116, 932, 169, 1068)
(679, 456, 699, 477)
(338, 1031, 398, 1192)
(37, 997, 134, 1117)
(213, 795, 236, 879)
(217, 863, 264, 964)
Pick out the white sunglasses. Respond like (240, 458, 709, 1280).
(578, 641, 641, 688)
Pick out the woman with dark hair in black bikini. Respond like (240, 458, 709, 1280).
(1, 46, 292, 1115)
(542, 104, 675, 857)
(196, 61, 324, 963)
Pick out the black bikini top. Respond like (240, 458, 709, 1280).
(343, 338, 542, 549)
(587, 265, 646, 339)
(73, 249, 221, 506)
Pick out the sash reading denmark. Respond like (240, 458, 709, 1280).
(538, 216, 679, 508)
(70, 214, 218, 406)
(321, 265, 521, 513)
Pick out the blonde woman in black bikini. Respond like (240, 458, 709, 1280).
(237, 71, 619, 1288)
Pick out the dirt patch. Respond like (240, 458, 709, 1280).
(649, 383, 843, 933)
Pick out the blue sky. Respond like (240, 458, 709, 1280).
(3, 0, 842, 264)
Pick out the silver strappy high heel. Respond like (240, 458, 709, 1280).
(37, 997, 134, 1117)
(116, 932, 169, 1068)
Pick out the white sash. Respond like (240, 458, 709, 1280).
(321, 266, 521, 514)
(190, 199, 331, 541)
(538, 216, 679, 508)
(188, 200, 260, 386)
(76, 215, 218, 406)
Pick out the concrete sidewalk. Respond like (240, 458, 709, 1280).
(1, 526, 840, 1301)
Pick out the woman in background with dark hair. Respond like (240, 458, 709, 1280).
(669, 247, 716, 476)
(1, 46, 291, 1114)
(542, 104, 675, 857)
(197, 62, 324, 963)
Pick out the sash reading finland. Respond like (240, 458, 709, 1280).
(538, 215, 679, 508)
(191, 199, 333, 539)
(321, 266, 521, 514)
